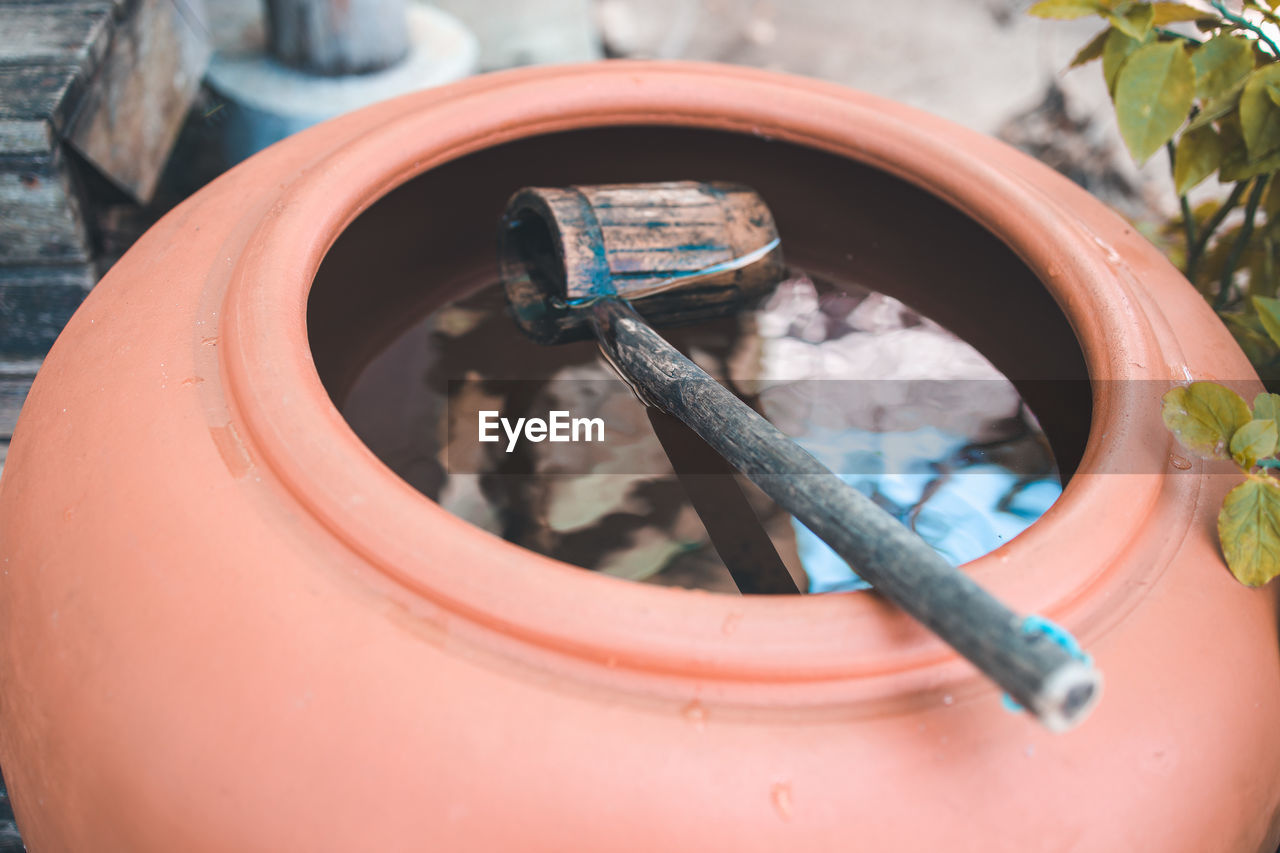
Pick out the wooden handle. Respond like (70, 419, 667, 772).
(589, 298, 1102, 732)
(646, 408, 800, 595)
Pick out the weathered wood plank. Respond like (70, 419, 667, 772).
(0, 145, 92, 263)
(0, 264, 95, 358)
(0, 361, 40, 439)
(0, 64, 85, 128)
(0, 5, 114, 71)
(64, 0, 211, 201)
(0, 118, 54, 156)
(0, 0, 133, 17)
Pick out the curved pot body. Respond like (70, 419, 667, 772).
(2, 63, 1279, 851)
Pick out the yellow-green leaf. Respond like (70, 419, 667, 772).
(1162, 381, 1253, 459)
(1152, 1, 1214, 23)
(1231, 418, 1278, 468)
(1071, 28, 1111, 67)
(1255, 392, 1280, 420)
(1030, 0, 1105, 18)
(1253, 295, 1280, 347)
(1187, 76, 1247, 131)
(1103, 28, 1144, 95)
(1109, 4, 1155, 39)
(1240, 66, 1280, 159)
(1115, 41, 1196, 162)
(1219, 146, 1280, 181)
(1191, 35, 1255, 102)
(1218, 475, 1280, 586)
(1173, 124, 1224, 192)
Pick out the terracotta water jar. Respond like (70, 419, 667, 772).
(2, 63, 1279, 851)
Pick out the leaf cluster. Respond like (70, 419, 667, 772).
(1162, 381, 1280, 585)
(1035, 0, 1280, 382)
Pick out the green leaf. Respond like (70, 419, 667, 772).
(1104, 28, 1144, 94)
(1255, 391, 1280, 420)
(1239, 66, 1280, 159)
(1152, 1, 1215, 23)
(1230, 418, 1278, 467)
(1029, 0, 1105, 17)
(1191, 35, 1255, 102)
(1115, 41, 1196, 162)
(1186, 80, 1244, 131)
(1162, 381, 1253, 459)
(1253, 294, 1280, 346)
(1218, 475, 1280, 586)
(1219, 112, 1280, 180)
(1219, 146, 1280, 181)
(1071, 28, 1112, 67)
(1174, 124, 1224, 192)
(1109, 4, 1156, 39)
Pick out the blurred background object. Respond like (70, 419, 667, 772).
(0, 0, 1172, 467)
(205, 0, 475, 162)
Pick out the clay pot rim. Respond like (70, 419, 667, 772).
(220, 61, 1175, 686)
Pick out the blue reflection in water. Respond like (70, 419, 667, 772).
(791, 425, 1062, 593)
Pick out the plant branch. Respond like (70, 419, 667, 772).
(1213, 1, 1280, 57)
(1216, 175, 1269, 310)
(1168, 140, 1199, 253)
(1188, 180, 1249, 282)
(1244, 0, 1280, 28)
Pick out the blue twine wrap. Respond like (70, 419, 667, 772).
(1000, 614, 1091, 714)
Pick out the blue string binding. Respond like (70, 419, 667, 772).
(1001, 614, 1092, 714)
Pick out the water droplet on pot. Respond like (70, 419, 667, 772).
(1170, 454, 1191, 470)
(942, 694, 954, 706)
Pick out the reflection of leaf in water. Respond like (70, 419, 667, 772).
(432, 306, 489, 338)
(436, 474, 502, 535)
(545, 474, 652, 533)
(599, 528, 703, 582)
(345, 270, 1064, 592)
(437, 374, 504, 477)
